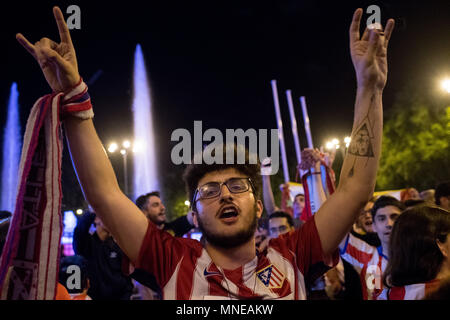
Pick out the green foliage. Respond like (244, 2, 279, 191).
(160, 164, 189, 220)
(376, 89, 450, 191)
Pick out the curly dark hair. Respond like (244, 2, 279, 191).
(183, 143, 261, 211)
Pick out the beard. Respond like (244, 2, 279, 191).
(197, 202, 258, 249)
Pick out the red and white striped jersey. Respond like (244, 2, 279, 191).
(377, 279, 441, 300)
(136, 216, 338, 300)
(340, 233, 388, 300)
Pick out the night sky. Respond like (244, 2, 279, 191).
(1, 0, 449, 208)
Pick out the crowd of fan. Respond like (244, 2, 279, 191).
(31, 177, 448, 300)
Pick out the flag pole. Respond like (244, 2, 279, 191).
(270, 80, 290, 183)
(300, 96, 314, 149)
(286, 90, 302, 165)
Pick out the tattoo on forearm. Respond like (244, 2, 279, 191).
(347, 94, 377, 178)
(348, 122, 375, 158)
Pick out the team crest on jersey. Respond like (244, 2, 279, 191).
(256, 264, 285, 289)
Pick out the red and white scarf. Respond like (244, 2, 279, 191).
(299, 161, 336, 222)
(0, 79, 92, 300)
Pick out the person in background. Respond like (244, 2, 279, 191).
(435, 181, 450, 211)
(254, 217, 269, 252)
(135, 191, 194, 237)
(350, 198, 381, 247)
(378, 205, 450, 300)
(261, 165, 305, 229)
(73, 211, 133, 300)
(267, 211, 295, 239)
(420, 189, 435, 205)
(267, 210, 362, 300)
(400, 187, 421, 202)
(55, 283, 71, 300)
(132, 191, 195, 299)
(59, 255, 92, 300)
(340, 196, 406, 299)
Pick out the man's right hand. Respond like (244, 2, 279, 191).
(16, 6, 80, 93)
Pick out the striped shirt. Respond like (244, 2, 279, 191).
(340, 233, 388, 300)
(377, 280, 441, 300)
(136, 216, 338, 300)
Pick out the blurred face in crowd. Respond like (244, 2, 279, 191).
(143, 195, 167, 226)
(356, 201, 375, 233)
(254, 226, 267, 248)
(268, 217, 294, 239)
(407, 188, 420, 200)
(292, 194, 305, 218)
(193, 168, 263, 248)
(372, 205, 402, 246)
(439, 196, 450, 211)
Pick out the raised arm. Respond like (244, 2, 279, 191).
(262, 175, 279, 214)
(16, 7, 148, 263)
(73, 211, 96, 257)
(315, 8, 394, 255)
(300, 148, 328, 214)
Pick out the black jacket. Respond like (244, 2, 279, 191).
(73, 212, 133, 300)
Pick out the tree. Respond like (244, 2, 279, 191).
(376, 88, 450, 191)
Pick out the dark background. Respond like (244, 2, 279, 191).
(1, 0, 449, 214)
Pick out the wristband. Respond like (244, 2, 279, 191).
(60, 78, 94, 120)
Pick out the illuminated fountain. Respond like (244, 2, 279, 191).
(131, 44, 159, 201)
(1, 83, 21, 212)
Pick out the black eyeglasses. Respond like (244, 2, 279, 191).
(192, 177, 255, 204)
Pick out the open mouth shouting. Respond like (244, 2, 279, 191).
(217, 205, 240, 224)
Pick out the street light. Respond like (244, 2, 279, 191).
(325, 135, 351, 158)
(107, 140, 135, 196)
(108, 142, 118, 153)
(441, 78, 450, 94)
(325, 138, 340, 151)
(344, 136, 351, 148)
(123, 140, 131, 149)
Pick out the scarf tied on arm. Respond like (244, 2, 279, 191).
(297, 151, 336, 223)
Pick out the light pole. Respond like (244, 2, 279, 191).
(108, 140, 133, 196)
(344, 136, 351, 154)
(120, 148, 129, 195)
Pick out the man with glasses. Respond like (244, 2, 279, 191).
(15, 7, 394, 299)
